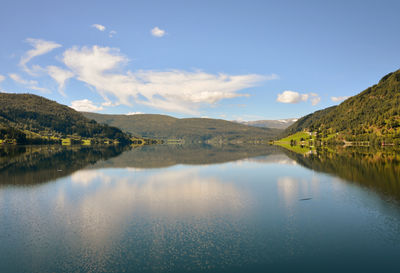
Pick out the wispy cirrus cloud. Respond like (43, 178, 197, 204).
(10, 39, 278, 114)
(8, 73, 50, 93)
(91, 24, 106, 31)
(277, 90, 320, 106)
(62, 45, 276, 114)
(70, 99, 103, 112)
(151, 26, 166, 37)
(331, 96, 349, 102)
(20, 38, 61, 75)
(126, 112, 144, 115)
(309, 92, 321, 106)
(0, 74, 5, 93)
(47, 66, 74, 96)
(9, 73, 36, 85)
(109, 30, 117, 38)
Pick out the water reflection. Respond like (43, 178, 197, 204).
(0, 144, 282, 186)
(70, 168, 246, 217)
(93, 144, 282, 169)
(281, 146, 400, 203)
(1, 145, 400, 272)
(1, 165, 256, 272)
(0, 145, 127, 186)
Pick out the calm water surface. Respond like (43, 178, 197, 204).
(0, 145, 399, 272)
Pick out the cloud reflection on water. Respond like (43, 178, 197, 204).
(49, 167, 251, 271)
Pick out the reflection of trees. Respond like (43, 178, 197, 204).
(281, 146, 400, 202)
(1, 144, 282, 186)
(0, 145, 128, 186)
(92, 144, 282, 169)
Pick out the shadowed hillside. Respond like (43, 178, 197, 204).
(0, 93, 130, 144)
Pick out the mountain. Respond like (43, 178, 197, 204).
(237, 118, 298, 129)
(283, 69, 400, 143)
(0, 93, 130, 144)
(82, 113, 282, 143)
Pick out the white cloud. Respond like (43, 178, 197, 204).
(109, 30, 117, 38)
(0, 75, 6, 93)
(310, 97, 321, 106)
(62, 45, 273, 114)
(47, 66, 74, 96)
(20, 38, 61, 75)
(331, 96, 349, 102)
(277, 90, 321, 105)
(309, 93, 321, 106)
(91, 24, 106, 31)
(9, 73, 50, 93)
(151, 26, 166, 37)
(70, 99, 103, 112)
(9, 73, 37, 85)
(101, 101, 119, 107)
(277, 90, 308, 104)
(126, 112, 144, 115)
(29, 86, 51, 93)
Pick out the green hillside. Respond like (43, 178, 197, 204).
(0, 93, 130, 144)
(83, 112, 282, 143)
(282, 69, 400, 144)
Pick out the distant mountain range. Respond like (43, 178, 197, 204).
(82, 112, 282, 143)
(236, 118, 298, 129)
(284, 69, 400, 143)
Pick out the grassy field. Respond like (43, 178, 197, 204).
(274, 131, 337, 155)
(278, 132, 313, 143)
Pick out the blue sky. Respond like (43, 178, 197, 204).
(0, 0, 399, 120)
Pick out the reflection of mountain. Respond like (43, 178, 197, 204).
(0, 144, 284, 186)
(0, 145, 127, 186)
(282, 147, 400, 202)
(91, 144, 282, 169)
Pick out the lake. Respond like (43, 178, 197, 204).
(0, 144, 399, 272)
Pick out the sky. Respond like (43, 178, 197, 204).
(0, 0, 399, 121)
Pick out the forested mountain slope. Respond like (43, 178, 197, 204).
(0, 93, 129, 143)
(83, 113, 282, 143)
(283, 69, 400, 143)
